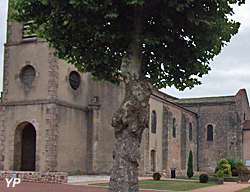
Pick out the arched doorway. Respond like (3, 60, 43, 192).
(14, 122, 36, 171)
(150, 150, 156, 172)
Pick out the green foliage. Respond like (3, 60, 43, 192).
(236, 161, 245, 167)
(237, 165, 250, 174)
(10, 0, 245, 90)
(199, 174, 208, 183)
(215, 158, 245, 176)
(217, 158, 232, 177)
(153, 172, 161, 180)
(225, 158, 244, 176)
(187, 150, 194, 179)
(225, 158, 237, 170)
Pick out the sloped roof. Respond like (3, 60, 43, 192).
(152, 90, 178, 101)
(236, 89, 246, 97)
(174, 95, 235, 104)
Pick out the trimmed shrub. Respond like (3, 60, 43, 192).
(199, 174, 208, 183)
(153, 172, 161, 180)
(217, 158, 232, 177)
(215, 158, 245, 176)
(187, 150, 194, 179)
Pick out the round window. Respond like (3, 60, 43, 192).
(69, 71, 80, 90)
(20, 65, 36, 85)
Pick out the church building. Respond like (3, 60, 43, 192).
(1, 4, 249, 177)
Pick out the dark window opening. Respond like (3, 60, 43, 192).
(189, 123, 192, 141)
(173, 118, 176, 138)
(151, 110, 156, 133)
(207, 124, 213, 141)
(150, 150, 156, 172)
(69, 71, 80, 90)
(21, 124, 36, 171)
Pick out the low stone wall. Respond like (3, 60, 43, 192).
(209, 176, 239, 184)
(223, 177, 238, 182)
(162, 170, 207, 178)
(209, 176, 238, 182)
(209, 177, 221, 183)
(0, 171, 68, 183)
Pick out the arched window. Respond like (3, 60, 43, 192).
(151, 111, 156, 133)
(150, 150, 156, 172)
(189, 123, 192, 141)
(20, 65, 36, 85)
(173, 118, 176, 138)
(207, 124, 213, 141)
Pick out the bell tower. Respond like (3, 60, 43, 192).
(0, 2, 91, 172)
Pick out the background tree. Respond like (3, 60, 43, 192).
(187, 150, 194, 179)
(11, 0, 245, 191)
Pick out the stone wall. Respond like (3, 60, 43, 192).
(0, 171, 68, 183)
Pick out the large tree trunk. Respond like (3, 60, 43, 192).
(108, 41, 153, 192)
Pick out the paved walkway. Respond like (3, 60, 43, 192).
(67, 175, 250, 192)
(0, 175, 250, 191)
(190, 182, 250, 192)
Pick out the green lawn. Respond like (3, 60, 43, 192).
(236, 187, 250, 192)
(176, 176, 199, 180)
(91, 179, 217, 191)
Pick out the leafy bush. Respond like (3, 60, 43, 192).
(199, 174, 208, 183)
(217, 158, 232, 177)
(187, 150, 194, 179)
(237, 165, 250, 174)
(225, 158, 242, 176)
(215, 158, 245, 176)
(236, 161, 244, 167)
(153, 172, 161, 180)
(225, 158, 236, 170)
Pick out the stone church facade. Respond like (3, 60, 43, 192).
(1, 6, 249, 176)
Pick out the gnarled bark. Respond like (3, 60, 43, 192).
(108, 41, 153, 192)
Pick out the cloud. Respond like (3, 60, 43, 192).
(232, 2, 250, 30)
(163, 2, 250, 100)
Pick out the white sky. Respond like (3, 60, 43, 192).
(162, 2, 250, 99)
(0, 1, 249, 100)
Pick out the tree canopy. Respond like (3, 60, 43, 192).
(11, 0, 245, 90)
